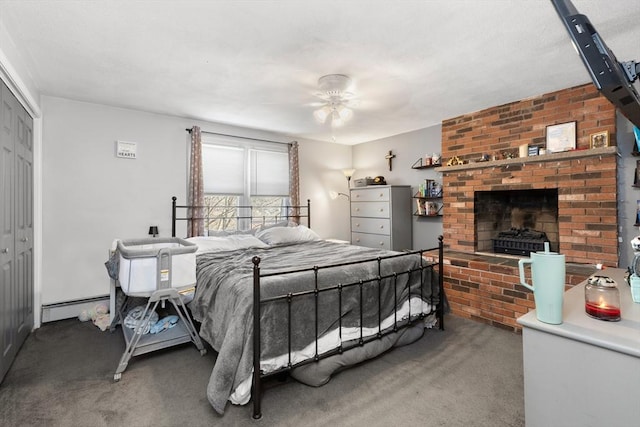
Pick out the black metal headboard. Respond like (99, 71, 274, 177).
(171, 196, 311, 237)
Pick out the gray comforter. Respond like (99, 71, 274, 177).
(189, 240, 438, 414)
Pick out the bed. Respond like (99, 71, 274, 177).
(171, 196, 444, 418)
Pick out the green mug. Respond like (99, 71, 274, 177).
(519, 244, 566, 325)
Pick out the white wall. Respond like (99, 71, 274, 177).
(352, 126, 443, 250)
(298, 137, 353, 241)
(40, 95, 352, 304)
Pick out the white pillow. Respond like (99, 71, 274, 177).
(255, 220, 296, 232)
(255, 225, 320, 245)
(186, 235, 268, 254)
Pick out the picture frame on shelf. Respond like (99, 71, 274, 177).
(589, 130, 609, 149)
(546, 121, 576, 153)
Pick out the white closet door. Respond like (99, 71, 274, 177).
(1, 83, 16, 381)
(14, 104, 33, 345)
(0, 81, 33, 383)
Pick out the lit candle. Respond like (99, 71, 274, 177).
(585, 297, 621, 321)
(584, 276, 621, 321)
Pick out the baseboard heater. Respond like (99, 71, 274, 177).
(41, 295, 109, 323)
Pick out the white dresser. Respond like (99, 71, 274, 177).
(517, 268, 640, 427)
(350, 185, 412, 251)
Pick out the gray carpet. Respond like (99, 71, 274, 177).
(0, 315, 524, 426)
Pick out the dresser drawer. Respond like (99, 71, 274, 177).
(351, 232, 391, 250)
(351, 202, 389, 218)
(351, 187, 390, 202)
(351, 217, 390, 235)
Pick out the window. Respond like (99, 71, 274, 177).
(200, 134, 290, 232)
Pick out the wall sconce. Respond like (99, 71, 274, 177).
(342, 168, 356, 187)
(148, 226, 159, 237)
(329, 191, 350, 200)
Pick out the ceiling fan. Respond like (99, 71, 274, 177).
(312, 74, 357, 127)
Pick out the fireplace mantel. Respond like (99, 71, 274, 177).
(435, 146, 617, 173)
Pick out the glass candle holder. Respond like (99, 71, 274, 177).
(585, 275, 621, 321)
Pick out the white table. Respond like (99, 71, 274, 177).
(517, 268, 640, 427)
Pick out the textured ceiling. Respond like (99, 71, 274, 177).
(1, 0, 639, 144)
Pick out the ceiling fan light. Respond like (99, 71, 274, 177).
(331, 110, 344, 127)
(337, 105, 353, 121)
(312, 74, 357, 128)
(313, 106, 331, 123)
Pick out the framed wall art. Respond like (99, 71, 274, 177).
(589, 130, 609, 149)
(116, 140, 137, 159)
(546, 121, 576, 153)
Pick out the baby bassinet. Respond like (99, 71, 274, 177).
(112, 237, 205, 381)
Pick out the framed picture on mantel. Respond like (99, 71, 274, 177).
(589, 130, 609, 149)
(546, 121, 576, 153)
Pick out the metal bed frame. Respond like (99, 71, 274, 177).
(171, 196, 444, 419)
(171, 196, 311, 238)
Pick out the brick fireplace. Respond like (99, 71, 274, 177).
(437, 83, 619, 331)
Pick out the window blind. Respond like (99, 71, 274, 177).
(202, 144, 244, 194)
(250, 149, 289, 196)
(200, 134, 289, 196)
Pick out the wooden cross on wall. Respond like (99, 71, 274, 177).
(385, 150, 396, 171)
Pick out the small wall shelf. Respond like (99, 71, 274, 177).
(414, 179, 442, 216)
(414, 212, 443, 218)
(411, 158, 442, 169)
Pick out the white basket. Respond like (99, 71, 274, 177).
(117, 238, 197, 295)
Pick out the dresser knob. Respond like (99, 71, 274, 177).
(380, 225, 384, 229)
(379, 208, 383, 212)
(379, 242, 384, 246)
(379, 193, 384, 197)
(1, 248, 8, 254)
(356, 208, 360, 212)
(355, 223, 360, 227)
(356, 238, 360, 242)
(355, 194, 360, 198)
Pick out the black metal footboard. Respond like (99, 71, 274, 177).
(250, 236, 445, 419)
